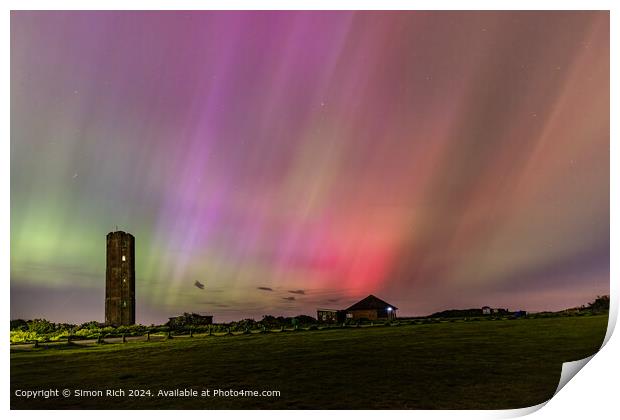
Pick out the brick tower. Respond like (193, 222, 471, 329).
(105, 230, 135, 325)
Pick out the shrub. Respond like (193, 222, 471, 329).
(10, 330, 40, 344)
(48, 330, 71, 342)
(10, 319, 29, 331)
(74, 328, 101, 339)
(27, 319, 56, 334)
(588, 295, 610, 313)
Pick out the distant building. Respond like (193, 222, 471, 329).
(105, 231, 135, 326)
(317, 309, 346, 323)
(168, 313, 213, 329)
(344, 295, 398, 321)
(482, 306, 510, 316)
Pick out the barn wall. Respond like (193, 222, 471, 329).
(349, 310, 378, 320)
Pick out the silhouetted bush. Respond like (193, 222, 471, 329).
(588, 295, 610, 313)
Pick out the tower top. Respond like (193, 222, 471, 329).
(107, 230, 134, 239)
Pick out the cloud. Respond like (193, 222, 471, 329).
(288, 289, 305, 295)
(257, 287, 273, 291)
(327, 298, 340, 303)
(194, 280, 205, 290)
(282, 296, 296, 301)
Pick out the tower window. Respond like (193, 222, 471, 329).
(122, 255, 126, 261)
(122, 301, 127, 308)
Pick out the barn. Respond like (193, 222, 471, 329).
(344, 295, 398, 321)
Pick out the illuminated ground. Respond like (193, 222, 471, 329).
(10, 315, 607, 409)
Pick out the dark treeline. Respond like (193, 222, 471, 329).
(10, 314, 322, 344)
(10, 295, 609, 344)
(429, 308, 510, 318)
(429, 295, 609, 319)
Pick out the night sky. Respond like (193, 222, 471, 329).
(11, 11, 609, 324)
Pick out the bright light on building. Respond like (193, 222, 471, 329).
(387, 307, 393, 311)
(122, 255, 126, 261)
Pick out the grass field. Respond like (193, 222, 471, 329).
(10, 315, 608, 409)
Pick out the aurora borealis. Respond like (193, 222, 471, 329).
(11, 11, 609, 324)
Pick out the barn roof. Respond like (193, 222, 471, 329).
(345, 295, 398, 311)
